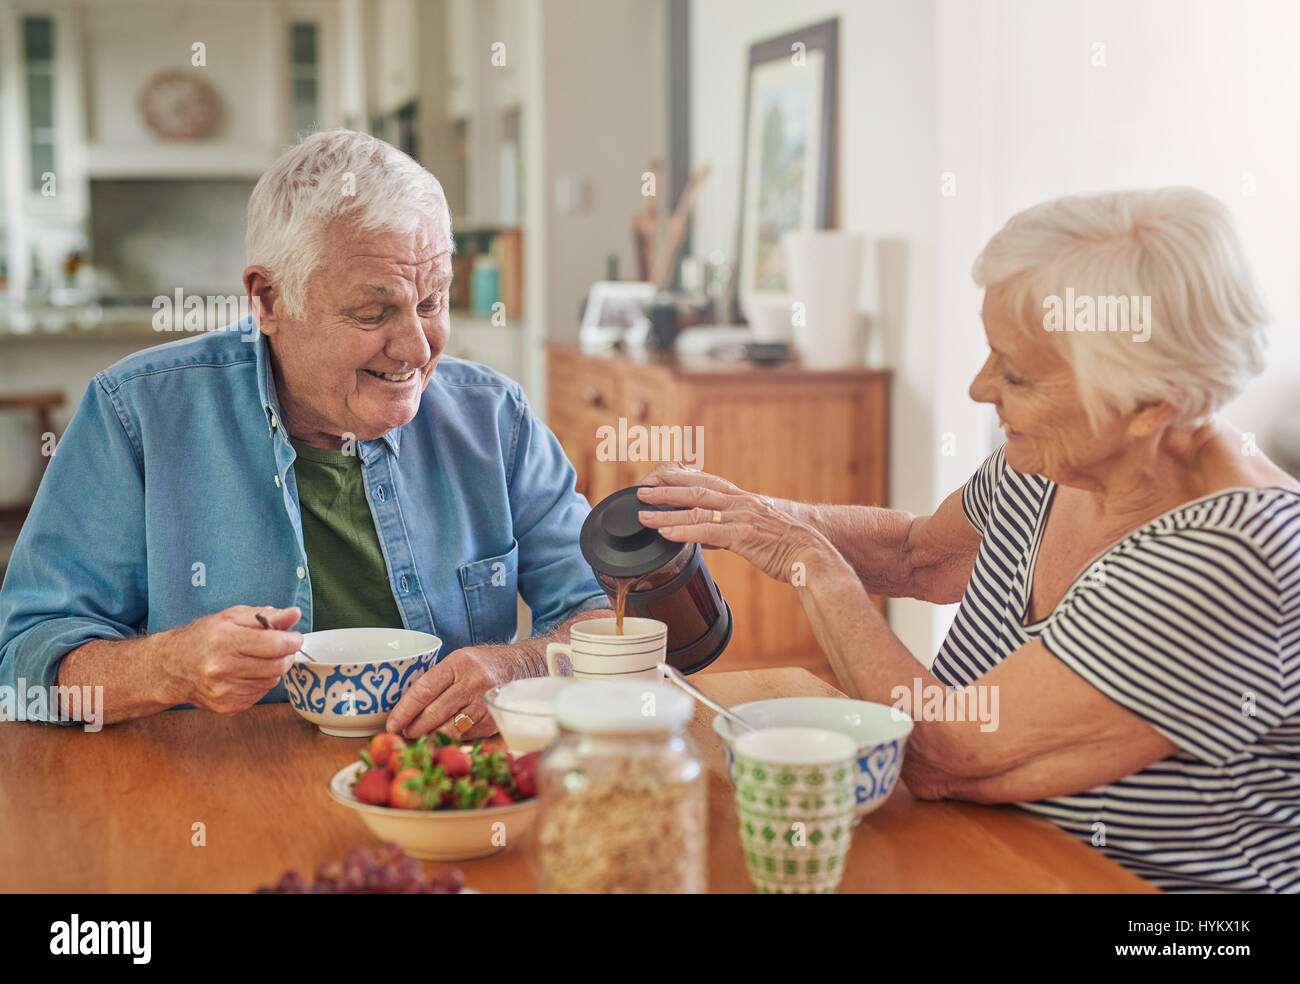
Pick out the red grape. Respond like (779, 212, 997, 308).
(275, 870, 307, 894)
(255, 843, 464, 894)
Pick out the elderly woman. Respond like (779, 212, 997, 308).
(0, 130, 608, 738)
(638, 188, 1299, 893)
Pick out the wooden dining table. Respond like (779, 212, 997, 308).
(0, 666, 1155, 893)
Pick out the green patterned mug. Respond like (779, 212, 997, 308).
(732, 727, 858, 893)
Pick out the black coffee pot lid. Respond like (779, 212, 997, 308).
(580, 486, 686, 579)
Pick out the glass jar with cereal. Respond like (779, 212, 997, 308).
(537, 680, 706, 893)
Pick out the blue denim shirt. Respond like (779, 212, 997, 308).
(0, 317, 607, 713)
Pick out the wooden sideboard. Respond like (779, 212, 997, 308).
(546, 342, 890, 676)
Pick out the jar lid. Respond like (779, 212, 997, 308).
(553, 680, 693, 734)
(580, 485, 686, 578)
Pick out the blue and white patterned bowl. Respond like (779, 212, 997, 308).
(713, 698, 913, 822)
(283, 628, 442, 737)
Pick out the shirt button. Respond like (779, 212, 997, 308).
(296, 566, 306, 579)
(274, 475, 281, 487)
(269, 411, 278, 430)
(376, 486, 385, 502)
(400, 575, 409, 592)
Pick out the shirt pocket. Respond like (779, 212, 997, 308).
(458, 540, 520, 646)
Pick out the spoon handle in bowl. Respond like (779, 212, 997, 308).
(658, 662, 755, 732)
(255, 612, 316, 662)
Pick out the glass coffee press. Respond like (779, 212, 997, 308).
(579, 486, 732, 674)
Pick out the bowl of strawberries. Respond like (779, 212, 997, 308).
(327, 731, 543, 861)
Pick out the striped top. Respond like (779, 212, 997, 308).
(934, 446, 1300, 893)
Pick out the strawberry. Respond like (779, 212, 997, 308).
(510, 751, 542, 799)
(389, 767, 426, 810)
(354, 768, 393, 806)
(485, 785, 514, 807)
(402, 737, 434, 771)
(448, 777, 491, 810)
(368, 733, 406, 770)
(437, 744, 471, 779)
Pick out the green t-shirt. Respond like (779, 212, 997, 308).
(289, 438, 406, 632)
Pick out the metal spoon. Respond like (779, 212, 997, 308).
(255, 612, 316, 662)
(658, 662, 755, 732)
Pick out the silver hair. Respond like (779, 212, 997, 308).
(972, 187, 1269, 428)
(246, 130, 452, 319)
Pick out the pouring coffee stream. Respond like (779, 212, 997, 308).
(613, 575, 635, 635)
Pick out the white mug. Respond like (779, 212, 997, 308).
(545, 617, 667, 680)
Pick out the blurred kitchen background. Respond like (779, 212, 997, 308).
(1, 0, 1298, 678)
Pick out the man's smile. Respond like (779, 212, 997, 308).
(362, 368, 419, 383)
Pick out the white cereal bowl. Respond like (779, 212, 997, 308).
(283, 628, 441, 737)
(484, 677, 574, 754)
(327, 762, 540, 861)
(713, 697, 913, 820)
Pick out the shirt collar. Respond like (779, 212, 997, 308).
(253, 320, 285, 438)
(362, 428, 403, 460)
(252, 318, 403, 458)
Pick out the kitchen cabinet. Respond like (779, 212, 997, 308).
(547, 342, 890, 673)
(1, 2, 343, 189)
(492, 0, 527, 110)
(444, 0, 479, 120)
(1, 0, 347, 300)
(372, 0, 419, 115)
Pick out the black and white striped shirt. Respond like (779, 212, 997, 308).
(933, 446, 1300, 893)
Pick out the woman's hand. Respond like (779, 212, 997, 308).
(635, 464, 836, 583)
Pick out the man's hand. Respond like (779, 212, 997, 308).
(385, 608, 614, 741)
(386, 645, 519, 741)
(161, 605, 303, 716)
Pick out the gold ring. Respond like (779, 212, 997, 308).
(453, 712, 474, 733)
(712, 510, 723, 524)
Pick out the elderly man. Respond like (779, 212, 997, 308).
(0, 130, 609, 738)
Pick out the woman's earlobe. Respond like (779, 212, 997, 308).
(1129, 400, 1174, 438)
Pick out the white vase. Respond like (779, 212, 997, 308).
(782, 231, 865, 367)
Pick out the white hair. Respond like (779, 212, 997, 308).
(972, 187, 1269, 429)
(246, 129, 452, 319)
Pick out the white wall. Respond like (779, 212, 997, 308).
(690, 0, 942, 662)
(940, 0, 1300, 461)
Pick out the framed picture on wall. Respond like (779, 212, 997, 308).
(733, 18, 838, 318)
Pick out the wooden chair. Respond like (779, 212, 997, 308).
(0, 390, 64, 524)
